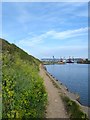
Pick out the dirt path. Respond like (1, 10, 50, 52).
(39, 64, 69, 118)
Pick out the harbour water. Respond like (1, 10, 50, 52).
(45, 63, 89, 106)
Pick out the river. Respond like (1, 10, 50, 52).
(45, 63, 89, 107)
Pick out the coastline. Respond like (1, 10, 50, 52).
(42, 65, 89, 118)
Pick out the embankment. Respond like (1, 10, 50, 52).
(1, 38, 47, 118)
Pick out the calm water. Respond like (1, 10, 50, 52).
(45, 63, 89, 106)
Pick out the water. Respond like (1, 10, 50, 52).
(45, 63, 89, 106)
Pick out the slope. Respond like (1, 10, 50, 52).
(1, 38, 47, 119)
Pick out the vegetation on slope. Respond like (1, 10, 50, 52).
(1, 38, 47, 118)
(61, 95, 88, 119)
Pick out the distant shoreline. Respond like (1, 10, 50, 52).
(43, 62, 90, 65)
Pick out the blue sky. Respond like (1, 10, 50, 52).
(2, 2, 88, 59)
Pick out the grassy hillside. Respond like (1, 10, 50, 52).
(1, 38, 47, 118)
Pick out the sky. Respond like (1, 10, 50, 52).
(1, 2, 88, 59)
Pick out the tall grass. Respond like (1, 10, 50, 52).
(1, 39, 47, 118)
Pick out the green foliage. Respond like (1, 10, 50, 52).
(61, 95, 88, 119)
(1, 38, 47, 118)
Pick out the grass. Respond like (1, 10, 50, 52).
(61, 95, 88, 119)
(1, 38, 47, 119)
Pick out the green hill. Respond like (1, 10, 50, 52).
(1, 38, 47, 118)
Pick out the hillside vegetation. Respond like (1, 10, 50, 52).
(1, 38, 47, 118)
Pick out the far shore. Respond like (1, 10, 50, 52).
(42, 64, 90, 118)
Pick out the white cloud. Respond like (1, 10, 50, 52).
(18, 37, 42, 47)
(49, 27, 88, 39)
(17, 27, 88, 47)
(17, 33, 46, 47)
(48, 2, 88, 19)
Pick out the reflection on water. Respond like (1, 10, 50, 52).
(45, 63, 89, 106)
